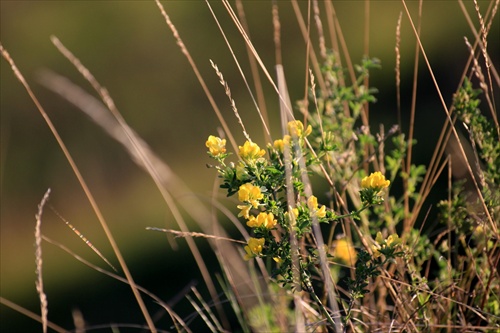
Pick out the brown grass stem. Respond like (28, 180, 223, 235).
(49, 34, 232, 330)
(35, 188, 51, 333)
(313, 0, 327, 60)
(41, 235, 190, 332)
(403, 0, 422, 235)
(206, 0, 272, 144)
(401, 0, 496, 234)
(235, 0, 271, 141)
(1, 43, 155, 332)
(154, 0, 239, 154)
(146, 227, 246, 244)
(271, 1, 282, 66)
(0, 297, 66, 333)
(290, 0, 326, 96)
(210, 60, 251, 143)
(221, 0, 295, 122)
(50, 205, 117, 272)
(395, 11, 403, 129)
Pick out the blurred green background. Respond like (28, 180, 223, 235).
(1, 1, 497, 331)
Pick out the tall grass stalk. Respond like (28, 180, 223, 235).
(1, 0, 498, 332)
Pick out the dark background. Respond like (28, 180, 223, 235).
(1, 1, 498, 332)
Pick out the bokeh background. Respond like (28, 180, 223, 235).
(1, 1, 498, 332)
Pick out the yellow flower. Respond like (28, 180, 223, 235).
(237, 204, 251, 219)
(244, 237, 265, 260)
(361, 171, 390, 190)
(273, 256, 284, 264)
(331, 239, 357, 266)
(372, 231, 401, 258)
(307, 195, 327, 218)
(386, 234, 401, 247)
(205, 135, 226, 156)
(238, 140, 265, 161)
(238, 183, 264, 208)
(273, 135, 291, 152)
(287, 120, 312, 138)
(284, 207, 299, 224)
(246, 212, 277, 229)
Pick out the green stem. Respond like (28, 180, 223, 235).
(303, 275, 337, 331)
(333, 204, 371, 220)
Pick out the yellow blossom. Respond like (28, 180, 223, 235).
(273, 257, 284, 264)
(386, 234, 401, 247)
(361, 171, 390, 190)
(331, 239, 357, 266)
(284, 208, 299, 224)
(205, 135, 226, 156)
(247, 212, 277, 229)
(273, 135, 291, 152)
(244, 237, 265, 260)
(238, 140, 265, 161)
(238, 183, 264, 208)
(307, 195, 327, 218)
(372, 231, 401, 258)
(237, 204, 251, 219)
(287, 120, 312, 138)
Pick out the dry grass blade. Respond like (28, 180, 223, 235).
(41, 235, 190, 332)
(48, 35, 226, 330)
(278, 67, 306, 332)
(191, 286, 224, 332)
(395, 11, 402, 128)
(313, 0, 327, 60)
(35, 188, 51, 333)
(473, 0, 499, 131)
(235, 0, 271, 141)
(464, 35, 497, 123)
(185, 294, 217, 333)
(50, 206, 117, 272)
(271, 1, 282, 66)
(290, 0, 326, 96)
(221, 0, 295, 121)
(401, 0, 496, 234)
(38, 63, 256, 331)
(205, 0, 272, 143)
(0, 42, 157, 332)
(210, 59, 251, 143)
(295, 131, 342, 332)
(0, 297, 66, 333)
(71, 308, 85, 333)
(403, 0, 422, 235)
(146, 227, 246, 244)
(154, 0, 238, 154)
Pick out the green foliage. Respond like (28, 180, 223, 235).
(206, 51, 500, 330)
(206, 57, 413, 330)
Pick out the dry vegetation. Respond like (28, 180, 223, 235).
(1, 0, 499, 332)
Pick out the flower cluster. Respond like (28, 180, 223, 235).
(287, 120, 312, 138)
(372, 231, 402, 258)
(247, 212, 277, 229)
(307, 195, 326, 218)
(360, 171, 390, 205)
(206, 121, 332, 269)
(239, 140, 266, 162)
(206, 135, 227, 158)
(238, 183, 263, 209)
(204, 120, 392, 286)
(361, 171, 390, 190)
(244, 237, 265, 260)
